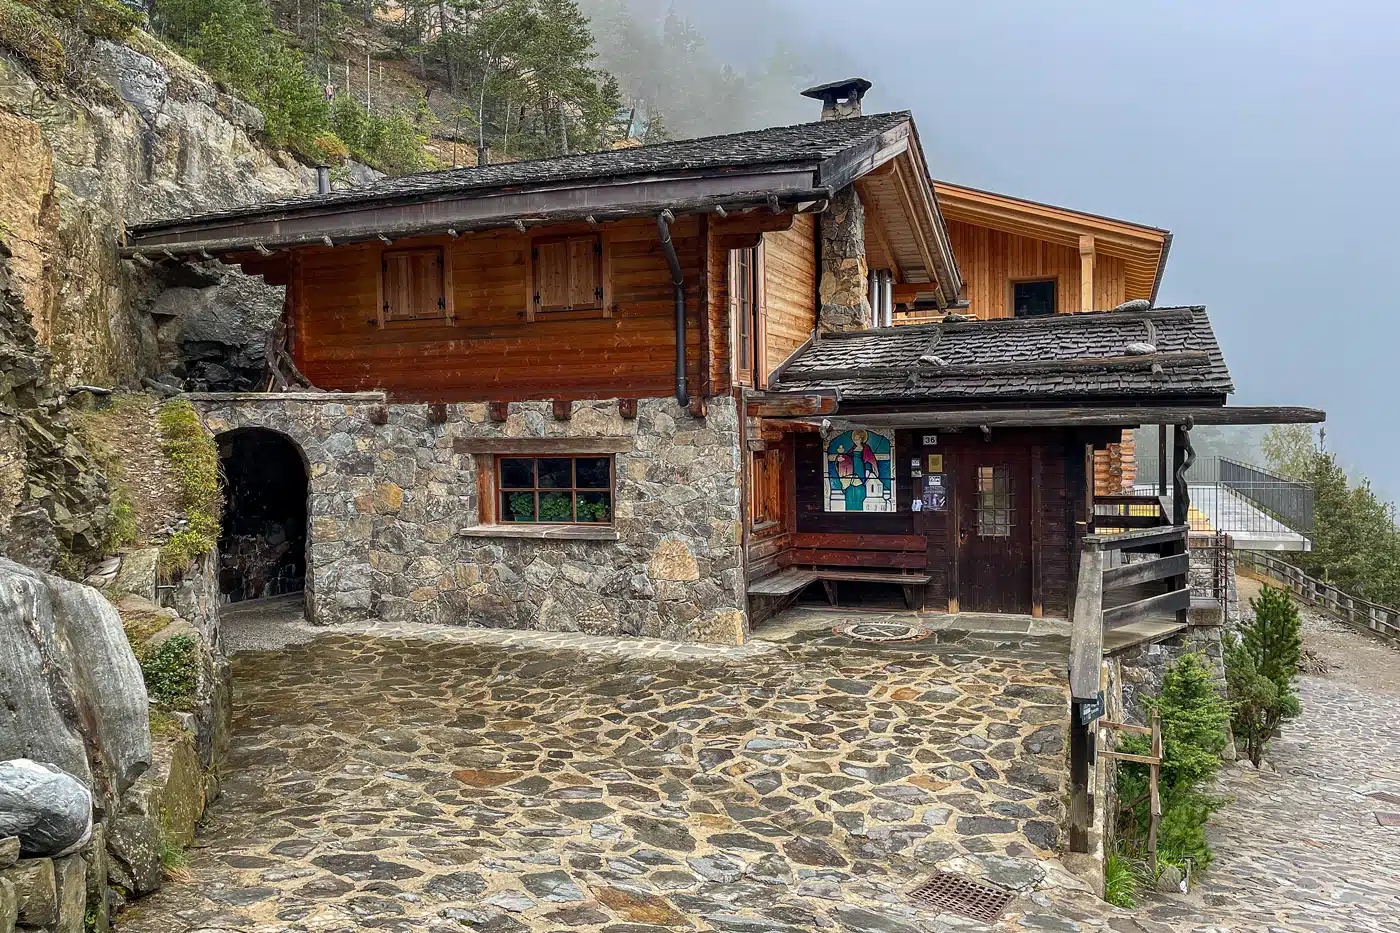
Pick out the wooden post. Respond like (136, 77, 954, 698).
(1068, 541, 1104, 854)
(1157, 424, 1168, 496)
(1148, 708, 1162, 875)
(1172, 422, 1193, 527)
(1079, 234, 1096, 313)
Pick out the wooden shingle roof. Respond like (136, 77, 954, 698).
(772, 307, 1233, 405)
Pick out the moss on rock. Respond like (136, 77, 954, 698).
(155, 400, 221, 580)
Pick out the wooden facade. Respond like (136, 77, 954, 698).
(751, 428, 1090, 618)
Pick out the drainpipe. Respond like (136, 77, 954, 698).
(657, 210, 687, 404)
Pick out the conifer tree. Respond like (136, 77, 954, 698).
(1225, 586, 1303, 767)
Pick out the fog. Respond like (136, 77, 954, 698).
(590, 0, 1400, 501)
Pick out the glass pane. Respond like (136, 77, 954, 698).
(576, 457, 610, 489)
(539, 491, 574, 522)
(538, 458, 572, 488)
(501, 458, 534, 489)
(503, 490, 535, 522)
(576, 491, 611, 523)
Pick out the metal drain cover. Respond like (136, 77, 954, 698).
(906, 872, 1014, 922)
(834, 620, 932, 643)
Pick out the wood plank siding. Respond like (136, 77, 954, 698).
(762, 214, 818, 376)
(947, 219, 1128, 320)
(290, 217, 707, 401)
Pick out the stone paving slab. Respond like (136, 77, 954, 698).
(120, 616, 1118, 933)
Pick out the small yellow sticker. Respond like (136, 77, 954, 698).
(927, 454, 943, 472)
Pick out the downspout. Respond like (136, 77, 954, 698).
(657, 209, 687, 404)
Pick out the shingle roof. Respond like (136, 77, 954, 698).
(128, 111, 912, 233)
(772, 307, 1233, 404)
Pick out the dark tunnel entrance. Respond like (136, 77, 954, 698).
(217, 428, 308, 604)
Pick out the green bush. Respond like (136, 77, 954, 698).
(140, 634, 199, 710)
(1225, 586, 1303, 767)
(1116, 653, 1231, 870)
(156, 400, 221, 579)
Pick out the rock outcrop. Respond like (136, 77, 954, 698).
(0, 558, 151, 804)
(0, 761, 92, 858)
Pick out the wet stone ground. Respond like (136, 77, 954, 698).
(121, 615, 1113, 933)
(1132, 602, 1400, 933)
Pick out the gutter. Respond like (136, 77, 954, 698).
(656, 210, 687, 405)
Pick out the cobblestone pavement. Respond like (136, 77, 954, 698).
(122, 611, 1124, 933)
(1135, 597, 1400, 933)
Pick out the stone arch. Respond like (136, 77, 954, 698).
(214, 426, 312, 619)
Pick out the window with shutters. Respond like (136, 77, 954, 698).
(529, 234, 607, 319)
(381, 247, 450, 324)
(729, 244, 763, 385)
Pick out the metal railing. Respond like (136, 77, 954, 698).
(1132, 456, 1314, 538)
(1239, 551, 1400, 642)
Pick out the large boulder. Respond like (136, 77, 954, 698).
(0, 558, 151, 803)
(0, 761, 92, 858)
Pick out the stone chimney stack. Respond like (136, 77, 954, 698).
(801, 77, 873, 121)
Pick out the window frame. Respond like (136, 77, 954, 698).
(493, 454, 615, 526)
(526, 231, 612, 321)
(974, 465, 1015, 538)
(1008, 277, 1057, 319)
(729, 240, 766, 386)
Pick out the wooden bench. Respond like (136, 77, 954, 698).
(747, 533, 933, 610)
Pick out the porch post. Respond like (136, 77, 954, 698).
(1157, 424, 1168, 496)
(1172, 420, 1194, 527)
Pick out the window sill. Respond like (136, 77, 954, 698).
(459, 524, 619, 542)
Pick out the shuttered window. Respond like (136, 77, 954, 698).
(382, 248, 448, 322)
(531, 234, 604, 316)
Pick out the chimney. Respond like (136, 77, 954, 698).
(476, 144, 489, 167)
(801, 78, 873, 121)
(316, 165, 331, 195)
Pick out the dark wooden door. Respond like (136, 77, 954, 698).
(956, 454, 1033, 614)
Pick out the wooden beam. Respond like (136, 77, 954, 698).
(1079, 234, 1096, 313)
(1103, 552, 1190, 590)
(1087, 525, 1189, 551)
(806, 406, 1325, 429)
(452, 436, 633, 455)
(712, 210, 797, 239)
(746, 393, 838, 418)
(1104, 588, 1192, 630)
(1069, 544, 1105, 702)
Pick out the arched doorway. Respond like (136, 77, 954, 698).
(217, 428, 308, 606)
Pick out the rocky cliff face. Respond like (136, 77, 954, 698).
(0, 32, 310, 388)
(0, 22, 338, 567)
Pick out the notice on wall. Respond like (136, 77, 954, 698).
(927, 454, 944, 473)
(910, 457, 923, 478)
(922, 474, 948, 512)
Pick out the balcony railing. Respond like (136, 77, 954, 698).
(1131, 456, 1314, 543)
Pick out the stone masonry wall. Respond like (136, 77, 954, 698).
(818, 185, 871, 334)
(194, 394, 748, 645)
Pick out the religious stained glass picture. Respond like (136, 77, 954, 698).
(824, 428, 895, 512)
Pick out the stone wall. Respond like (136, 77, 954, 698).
(193, 394, 749, 645)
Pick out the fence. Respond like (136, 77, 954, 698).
(1132, 456, 1314, 539)
(1238, 551, 1400, 642)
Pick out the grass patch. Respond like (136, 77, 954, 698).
(147, 708, 184, 740)
(71, 394, 175, 554)
(139, 633, 199, 711)
(155, 400, 221, 580)
(1104, 851, 1139, 908)
(121, 608, 170, 646)
(0, 0, 66, 83)
(157, 829, 195, 883)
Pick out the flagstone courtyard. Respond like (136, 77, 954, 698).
(118, 609, 1111, 933)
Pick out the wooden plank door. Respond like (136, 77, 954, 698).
(957, 454, 1033, 614)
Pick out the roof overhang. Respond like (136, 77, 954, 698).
(123, 170, 831, 258)
(932, 181, 1170, 304)
(778, 405, 1325, 429)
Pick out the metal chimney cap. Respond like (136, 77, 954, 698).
(800, 77, 873, 101)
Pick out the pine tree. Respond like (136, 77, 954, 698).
(1225, 586, 1303, 767)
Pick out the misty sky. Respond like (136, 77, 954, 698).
(668, 0, 1399, 501)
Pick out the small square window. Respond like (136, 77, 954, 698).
(1012, 280, 1056, 318)
(496, 455, 613, 525)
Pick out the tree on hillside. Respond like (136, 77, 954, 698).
(1262, 425, 1400, 607)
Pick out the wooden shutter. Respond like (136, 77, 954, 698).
(534, 240, 571, 313)
(382, 247, 446, 322)
(532, 234, 604, 316)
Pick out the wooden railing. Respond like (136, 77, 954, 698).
(1239, 550, 1400, 642)
(1067, 521, 1190, 853)
(1068, 524, 1191, 702)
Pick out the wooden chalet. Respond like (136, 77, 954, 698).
(121, 78, 1322, 650)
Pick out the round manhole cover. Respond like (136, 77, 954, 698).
(833, 620, 933, 643)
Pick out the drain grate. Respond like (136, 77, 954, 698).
(906, 872, 1014, 922)
(834, 620, 932, 643)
